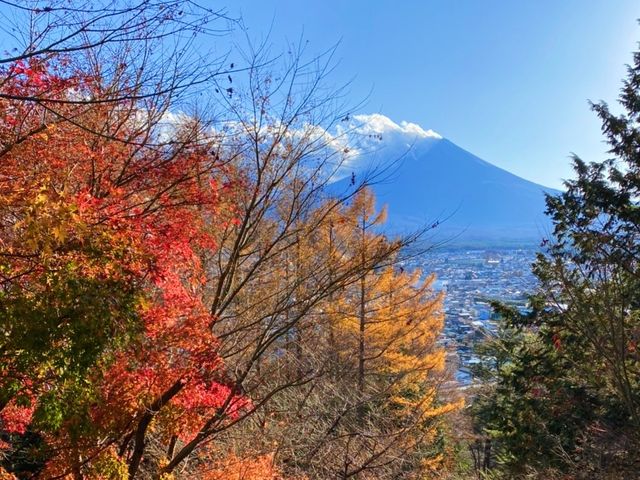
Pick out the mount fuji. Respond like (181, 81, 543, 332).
(328, 114, 559, 247)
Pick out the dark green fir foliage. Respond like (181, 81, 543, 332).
(471, 39, 640, 480)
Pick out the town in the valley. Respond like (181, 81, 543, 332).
(408, 248, 538, 384)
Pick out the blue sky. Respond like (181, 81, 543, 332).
(225, 0, 640, 188)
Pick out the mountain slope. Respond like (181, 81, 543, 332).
(329, 117, 559, 246)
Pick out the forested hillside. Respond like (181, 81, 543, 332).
(0, 2, 638, 480)
(469, 43, 640, 480)
(0, 2, 459, 478)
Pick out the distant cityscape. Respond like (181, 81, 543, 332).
(407, 248, 539, 384)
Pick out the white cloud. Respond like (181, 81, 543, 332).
(345, 113, 441, 141)
(399, 120, 442, 139)
(151, 109, 442, 182)
(331, 113, 443, 179)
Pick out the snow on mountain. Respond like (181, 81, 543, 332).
(329, 114, 558, 247)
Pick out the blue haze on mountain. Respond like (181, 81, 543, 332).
(328, 115, 560, 247)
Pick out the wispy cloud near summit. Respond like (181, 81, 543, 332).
(331, 113, 442, 179)
(345, 114, 441, 141)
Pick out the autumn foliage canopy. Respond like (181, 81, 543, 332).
(0, 3, 456, 479)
